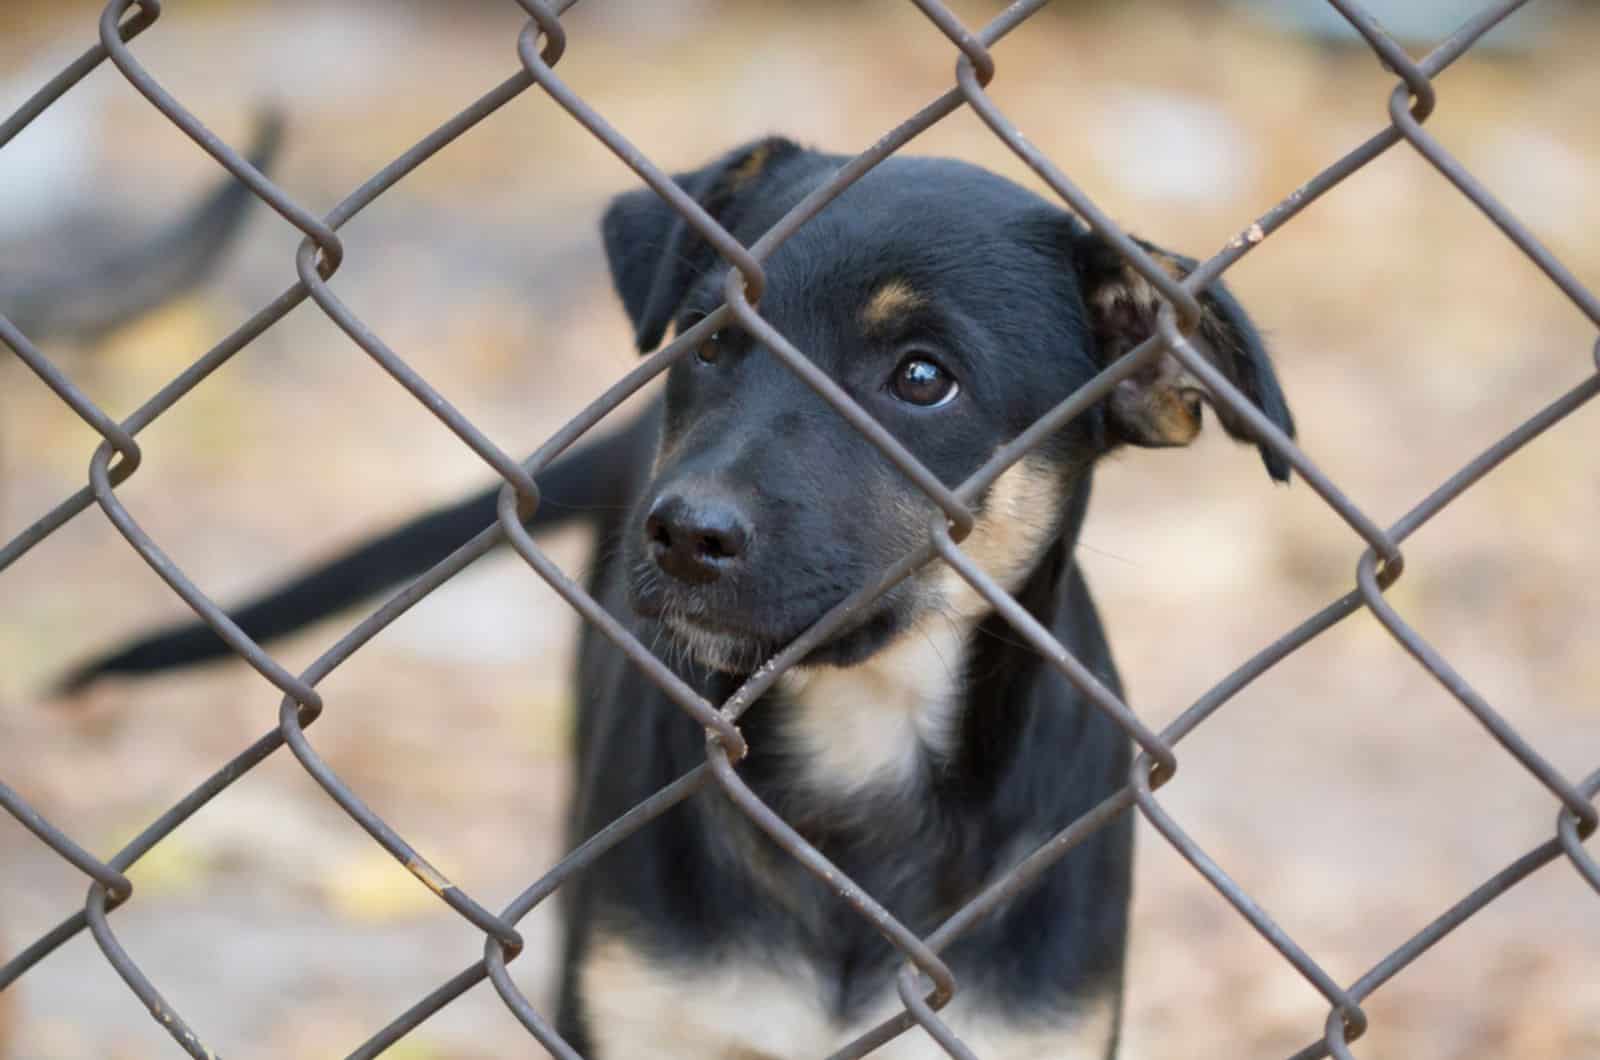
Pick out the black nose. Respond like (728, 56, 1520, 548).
(644, 491, 751, 584)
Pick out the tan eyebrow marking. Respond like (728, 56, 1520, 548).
(728, 142, 774, 191)
(860, 280, 925, 330)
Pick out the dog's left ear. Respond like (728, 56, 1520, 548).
(602, 137, 804, 353)
(1069, 225, 1296, 482)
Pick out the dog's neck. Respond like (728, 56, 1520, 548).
(759, 472, 1096, 809)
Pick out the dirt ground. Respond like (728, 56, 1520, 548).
(2, 1, 1598, 1057)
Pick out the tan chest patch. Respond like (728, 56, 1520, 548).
(580, 936, 1116, 1060)
(778, 619, 969, 796)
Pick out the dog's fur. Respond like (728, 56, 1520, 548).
(65, 138, 1294, 1058)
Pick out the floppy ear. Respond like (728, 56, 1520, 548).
(1070, 225, 1296, 482)
(601, 137, 804, 353)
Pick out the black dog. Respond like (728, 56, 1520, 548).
(68, 138, 1293, 1058)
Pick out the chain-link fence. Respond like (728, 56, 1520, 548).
(2, 0, 1597, 1057)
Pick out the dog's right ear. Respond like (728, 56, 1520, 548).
(602, 137, 804, 352)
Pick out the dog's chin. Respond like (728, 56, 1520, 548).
(660, 618, 776, 675)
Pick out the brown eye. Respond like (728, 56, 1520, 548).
(696, 329, 726, 365)
(890, 356, 958, 407)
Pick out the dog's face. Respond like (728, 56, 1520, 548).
(604, 139, 1293, 674)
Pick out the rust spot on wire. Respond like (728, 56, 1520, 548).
(407, 858, 453, 898)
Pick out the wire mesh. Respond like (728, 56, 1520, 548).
(2, 1, 1597, 1057)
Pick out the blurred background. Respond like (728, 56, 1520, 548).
(2, 1, 1598, 1057)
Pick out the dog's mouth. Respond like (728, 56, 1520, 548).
(637, 596, 909, 675)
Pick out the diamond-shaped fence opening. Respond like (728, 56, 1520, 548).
(2, 1, 1597, 1058)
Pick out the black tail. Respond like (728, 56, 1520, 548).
(3, 107, 284, 342)
(56, 410, 653, 692)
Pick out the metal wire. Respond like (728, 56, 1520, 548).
(2, 1, 1597, 1057)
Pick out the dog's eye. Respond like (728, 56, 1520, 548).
(695, 330, 727, 365)
(890, 355, 958, 407)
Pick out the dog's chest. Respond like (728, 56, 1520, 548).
(776, 622, 969, 796)
(579, 936, 1115, 1059)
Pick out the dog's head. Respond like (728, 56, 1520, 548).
(603, 138, 1293, 674)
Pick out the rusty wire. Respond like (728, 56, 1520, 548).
(2, 0, 1598, 1057)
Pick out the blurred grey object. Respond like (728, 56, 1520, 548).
(1231, 0, 1559, 51)
(0, 108, 282, 344)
